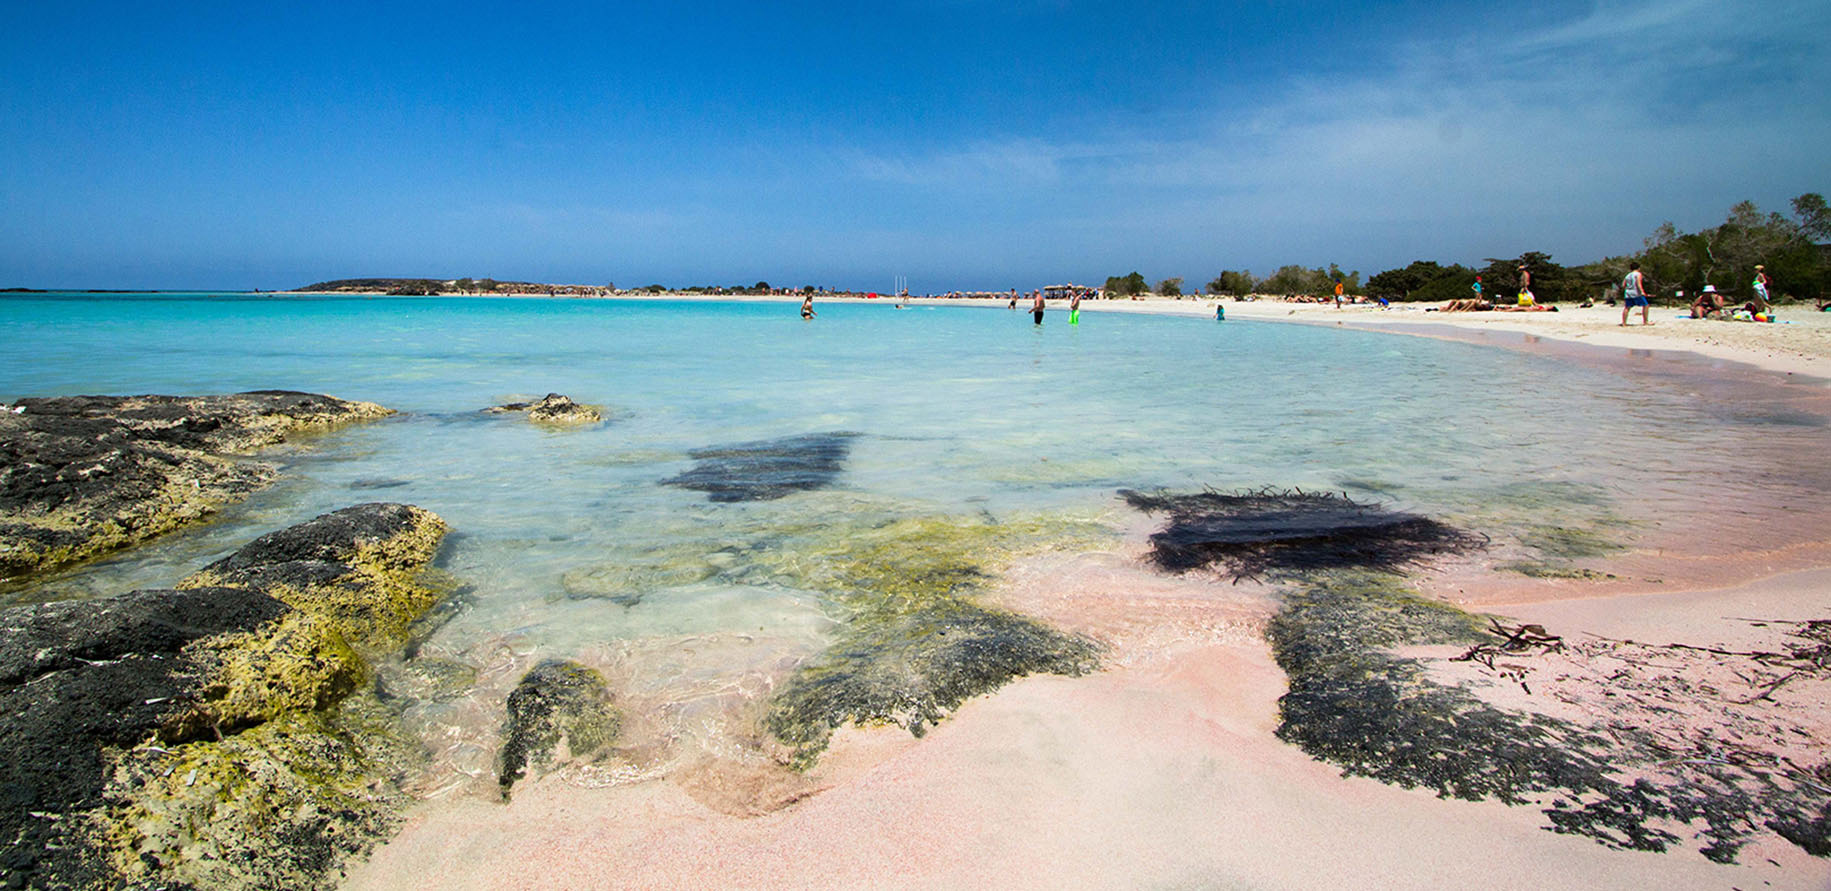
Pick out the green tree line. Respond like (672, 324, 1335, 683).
(1114, 192, 1828, 304)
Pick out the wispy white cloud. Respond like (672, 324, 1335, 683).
(824, 0, 1831, 276)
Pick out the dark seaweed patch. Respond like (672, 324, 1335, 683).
(1269, 572, 1831, 861)
(1122, 488, 1486, 580)
(662, 432, 859, 502)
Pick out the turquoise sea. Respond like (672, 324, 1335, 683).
(5, 293, 1828, 794)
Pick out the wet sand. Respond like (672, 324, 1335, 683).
(348, 299, 1831, 890)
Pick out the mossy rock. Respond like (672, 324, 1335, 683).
(0, 391, 393, 582)
(0, 503, 454, 890)
(756, 511, 1111, 767)
(766, 600, 1098, 768)
(497, 660, 619, 798)
(103, 693, 419, 891)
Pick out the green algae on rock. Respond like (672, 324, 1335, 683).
(0, 391, 394, 583)
(0, 585, 289, 890)
(0, 502, 452, 891)
(497, 659, 620, 799)
(757, 512, 1107, 768)
(1269, 571, 1831, 863)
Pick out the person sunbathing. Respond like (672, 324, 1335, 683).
(1494, 303, 1557, 312)
(1690, 285, 1727, 318)
(1441, 298, 1493, 312)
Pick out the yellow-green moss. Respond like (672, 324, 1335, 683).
(756, 510, 1113, 766)
(163, 613, 368, 740)
(179, 507, 453, 654)
(103, 692, 416, 891)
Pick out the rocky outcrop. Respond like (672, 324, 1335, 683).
(0, 502, 450, 891)
(484, 393, 602, 425)
(662, 431, 858, 502)
(496, 659, 619, 799)
(0, 391, 393, 581)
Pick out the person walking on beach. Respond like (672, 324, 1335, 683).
(1031, 289, 1045, 326)
(800, 294, 816, 320)
(1333, 279, 1344, 308)
(1620, 262, 1652, 326)
(1753, 265, 1771, 310)
(1472, 275, 1483, 302)
(1517, 265, 1534, 306)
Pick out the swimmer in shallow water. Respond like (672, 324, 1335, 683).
(800, 294, 816, 319)
(1032, 289, 1045, 325)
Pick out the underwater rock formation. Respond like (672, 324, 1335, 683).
(0, 390, 393, 581)
(483, 393, 602, 425)
(757, 512, 1105, 767)
(496, 659, 619, 798)
(0, 502, 450, 891)
(1121, 487, 1486, 580)
(662, 431, 858, 502)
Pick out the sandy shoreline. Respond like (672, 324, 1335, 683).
(338, 292, 1831, 890)
(279, 289, 1831, 382)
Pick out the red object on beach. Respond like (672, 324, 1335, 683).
(867, 292, 878, 299)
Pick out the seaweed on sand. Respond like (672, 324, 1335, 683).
(1121, 488, 1487, 581)
(662, 432, 859, 502)
(759, 513, 1106, 768)
(1269, 571, 1831, 862)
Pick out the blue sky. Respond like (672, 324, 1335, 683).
(3, 0, 1826, 291)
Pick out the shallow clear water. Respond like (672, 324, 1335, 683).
(5, 293, 1828, 793)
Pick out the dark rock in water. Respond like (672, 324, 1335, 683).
(182, 502, 451, 655)
(497, 659, 618, 798)
(0, 390, 392, 581)
(484, 393, 602, 425)
(351, 477, 411, 489)
(1121, 487, 1486, 581)
(0, 586, 287, 890)
(0, 502, 451, 891)
(662, 432, 858, 502)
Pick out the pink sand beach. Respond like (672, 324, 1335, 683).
(348, 301, 1831, 890)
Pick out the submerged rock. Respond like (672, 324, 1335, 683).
(558, 555, 721, 604)
(1122, 487, 1486, 581)
(662, 431, 858, 502)
(767, 600, 1098, 768)
(0, 502, 451, 891)
(756, 512, 1107, 767)
(497, 659, 619, 798)
(0, 390, 392, 581)
(484, 393, 602, 425)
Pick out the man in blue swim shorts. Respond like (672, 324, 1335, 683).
(1620, 261, 1651, 326)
